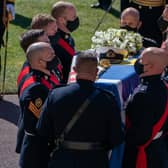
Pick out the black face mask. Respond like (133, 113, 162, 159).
(157, 16, 168, 32)
(47, 56, 59, 71)
(66, 17, 80, 32)
(120, 25, 138, 32)
(134, 59, 144, 75)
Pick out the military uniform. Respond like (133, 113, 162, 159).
(17, 59, 63, 96)
(123, 75, 168, 168)
(163, 67, 168, 83)
(142, 37, 159, 47)
(50, 29, 75, 84)
(0, 0, 15, 47)
(157, 15, 168, 40)
(121, 0, 168, 46)
(36, 79, 124, 168)
(17, 69, 62, 168)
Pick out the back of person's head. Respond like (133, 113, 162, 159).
(20, 29, 49, 53)
(73, 51, 98, 81)
(135, 47, 167, 77)
(26, 42, 55, 73)
(31, 13, 57, 36)
(120, 7, 141, 31)
(51, 1, 75, 19)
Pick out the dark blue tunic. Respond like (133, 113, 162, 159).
(50, 29, 75, 84)
(18, 70, 60, 168)
(123, 75, 168, 168)
(37, 79, 124, 168)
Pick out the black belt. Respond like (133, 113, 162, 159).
(61, 141, 104, 150)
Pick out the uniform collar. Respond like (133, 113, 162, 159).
(58, 29, 70, 40)
(141, 74, 162, 84)
(77, 79, 95, 87)
(31, 69, 50, 79)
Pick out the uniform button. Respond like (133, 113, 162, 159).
(44, 75, 48, 80)
(138, 5, 142, 9)
(65, 35, 69, 39)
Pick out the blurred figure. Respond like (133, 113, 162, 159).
(120, 7, 159, 47)
(0, 0, 15, 99)
(158, 5, 168, 41)
(0, 0, 15, 48)
(161, 37, 168, 56)
(161, 38, 168, 153)
(123, 47, 168, 168)
(31, 13, 57, 36)
(161, 38, 168, 82)
(36, 51, 124, 168)
(120, 0, 168, 46)
(19, 42, 60, 168)
(50, 1, 80, 83)
(120, 7, 141, 32)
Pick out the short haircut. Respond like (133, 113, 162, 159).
(142, 47, 166, 65)
(26, 42, 51, 65)
(121, 7, 140, 20)
(51, 1, 74, 19)
(75, 51, 98, 73)
(31, 13, 56, 29)
(19, 29, 45, 52)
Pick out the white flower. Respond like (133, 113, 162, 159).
(91, 28, 143, 56)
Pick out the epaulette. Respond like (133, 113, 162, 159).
(137, 83, 148, 92)
(127, 84, 147, 102)
(143, 37, 159, 47)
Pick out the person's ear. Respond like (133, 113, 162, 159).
(59, 16, 66, 24)
(39, 59, 46, 67)
(39, 59, 43, 64)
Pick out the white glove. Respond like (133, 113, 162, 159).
(6, 4, 15, 20)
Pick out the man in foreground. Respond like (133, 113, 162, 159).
(18, 42, 60, 168)
(123, 47, 168, 168)
(37, 51, 124, 168)
(50, 1, 80, 83)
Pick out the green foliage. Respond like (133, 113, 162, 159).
(0, 0, 120, 93)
